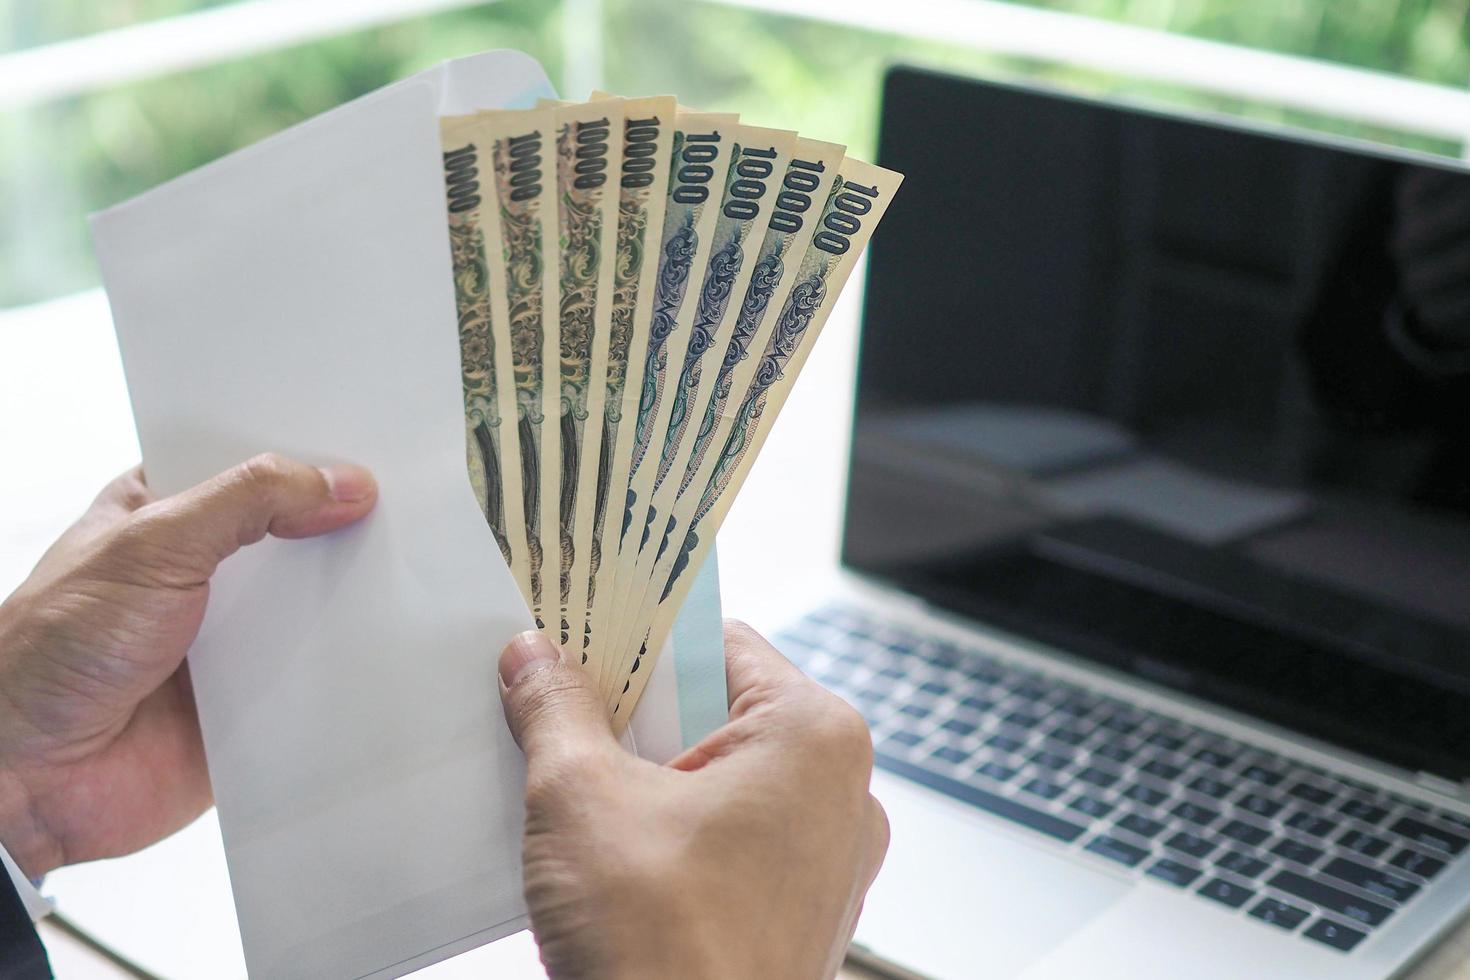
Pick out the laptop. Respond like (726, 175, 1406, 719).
(775, 66, 1470, 979)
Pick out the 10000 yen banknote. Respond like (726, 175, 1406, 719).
(578, 94, 676, 681)
(480, 109, 560, 633)
(545, 98, 624, 650)
(440, 116, 526, 573)
(613, 159, 904, 721)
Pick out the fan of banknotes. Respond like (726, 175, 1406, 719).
(438, 93, 901, 725)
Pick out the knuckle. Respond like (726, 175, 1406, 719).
(869, 795, 892, 857)
(524, 747, 604, 810)
(238, 452, 298, 492)
(818, 697, 874, 763)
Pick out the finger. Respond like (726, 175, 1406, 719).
(119, 453, 377, 584)
(498, 631, 617, 768)
(722, 618, 811, 715)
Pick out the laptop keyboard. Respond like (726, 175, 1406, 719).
(776, 604, 1470, 956)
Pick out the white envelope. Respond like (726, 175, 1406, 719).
(91, 50, 720, 979)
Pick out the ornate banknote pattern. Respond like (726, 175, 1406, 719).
(579, 96, 676, 683)
(613, 159, 904, 717)
(441, 96, 901, 729)
(549, 100, 623, 649)
(483, 110, 560, 632)
(599, 112, 736, 677)
(607, 126, 797, 677)
(440, 118, 516, 567)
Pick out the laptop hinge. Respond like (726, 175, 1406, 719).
(1413, 771, 1468, 800)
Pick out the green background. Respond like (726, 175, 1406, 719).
(2, 0, 1467, 309)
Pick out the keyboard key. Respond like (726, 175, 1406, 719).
(1197, 877, 1255, 909)
(882, 730, 924, 749)
(1171, 801, 1219, 826)
(1270, 838, 1325, 867)
(961, 695, 997, 713)
(1004, 710, 1041, 729)
(1322, 857, 1420, 904)
(1010, 682, 1048, 702)
(874, 753, 1087, 844)
(1337, 829, 1390, 860)
(940, 718, 976, 737)
(1076, 766, 1119, 789)
(1339, 799, 1390, 825)
(918, 680, 947, 696)
(1288, 782, 1336, 806)
(1250, 898, 1310, 931)
(1434, 811, 1470, 834)
(1029, 749, 1070, 771)
(1216, 850, 1269, 879)
(1091, 742, 1135, 765)
(1147, 858, 1202, 887)
(899, 703, 931, 720)
(931, 746, 969, 766)
(1146, 731, 1187, 752)
(1193, 747, 1236, 769)
(1285, 812, 1338, 838)
(1069, 795, 1115, 820)
(1219, 819, 1271, 847)
(1117, 813, 1167, 840)
(1099, 714, 1141, 735)
(1188, 775, 1233, 800)
(1390, 816, 1469, 855)
(1439, 811, 1470, 831)
(986, 733, 1026, 754)
(1046, 727, 1089, 747)
(1388, 848, 1446, 880)
(971, 760, 1012, 781)
(1303, 918, 1367, 953)
(1235, 793, 1284, 819)
(1085, 835, 1150, 868)
(1122, 783, 1169, 807)
(1267, 870, 1393, 927)
(1140, 760, 1184, 781)
(1023, 778, 1065, 801)
(1166, 831, 1217, 860)
(1241, 764, 1286, 786)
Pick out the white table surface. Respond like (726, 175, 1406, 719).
(0, 284, 860, 978)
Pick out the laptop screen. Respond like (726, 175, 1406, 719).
(846, 67, 1470, 782)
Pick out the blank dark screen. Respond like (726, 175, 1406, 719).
(847, 67, 1470, 780)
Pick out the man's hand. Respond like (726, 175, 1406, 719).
(499, 621, 888, 980)
(0, 455, 377, 877)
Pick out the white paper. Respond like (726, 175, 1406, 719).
(93, 52, 556, 980)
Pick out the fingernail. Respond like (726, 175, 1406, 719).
(320, 464, 377, 503)
(500, 630, 561, 688)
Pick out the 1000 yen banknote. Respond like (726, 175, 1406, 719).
(609, 138, 844, 687)
(546, 98, 624, 651)
(612, 158, 904, 724)
(578, 94, 676, 682)
(607, 125, 798, 678)
(439, 116, 526, 573)
(600, 110, 737, 683)
(480, 108, 560, 634)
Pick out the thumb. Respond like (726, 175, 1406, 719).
(498, 631, 616, 765)
(117, 452, 377, 585)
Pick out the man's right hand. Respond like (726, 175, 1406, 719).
(498, 621, 888, 980)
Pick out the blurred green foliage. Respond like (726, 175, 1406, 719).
(1, 0, 1466, 309)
